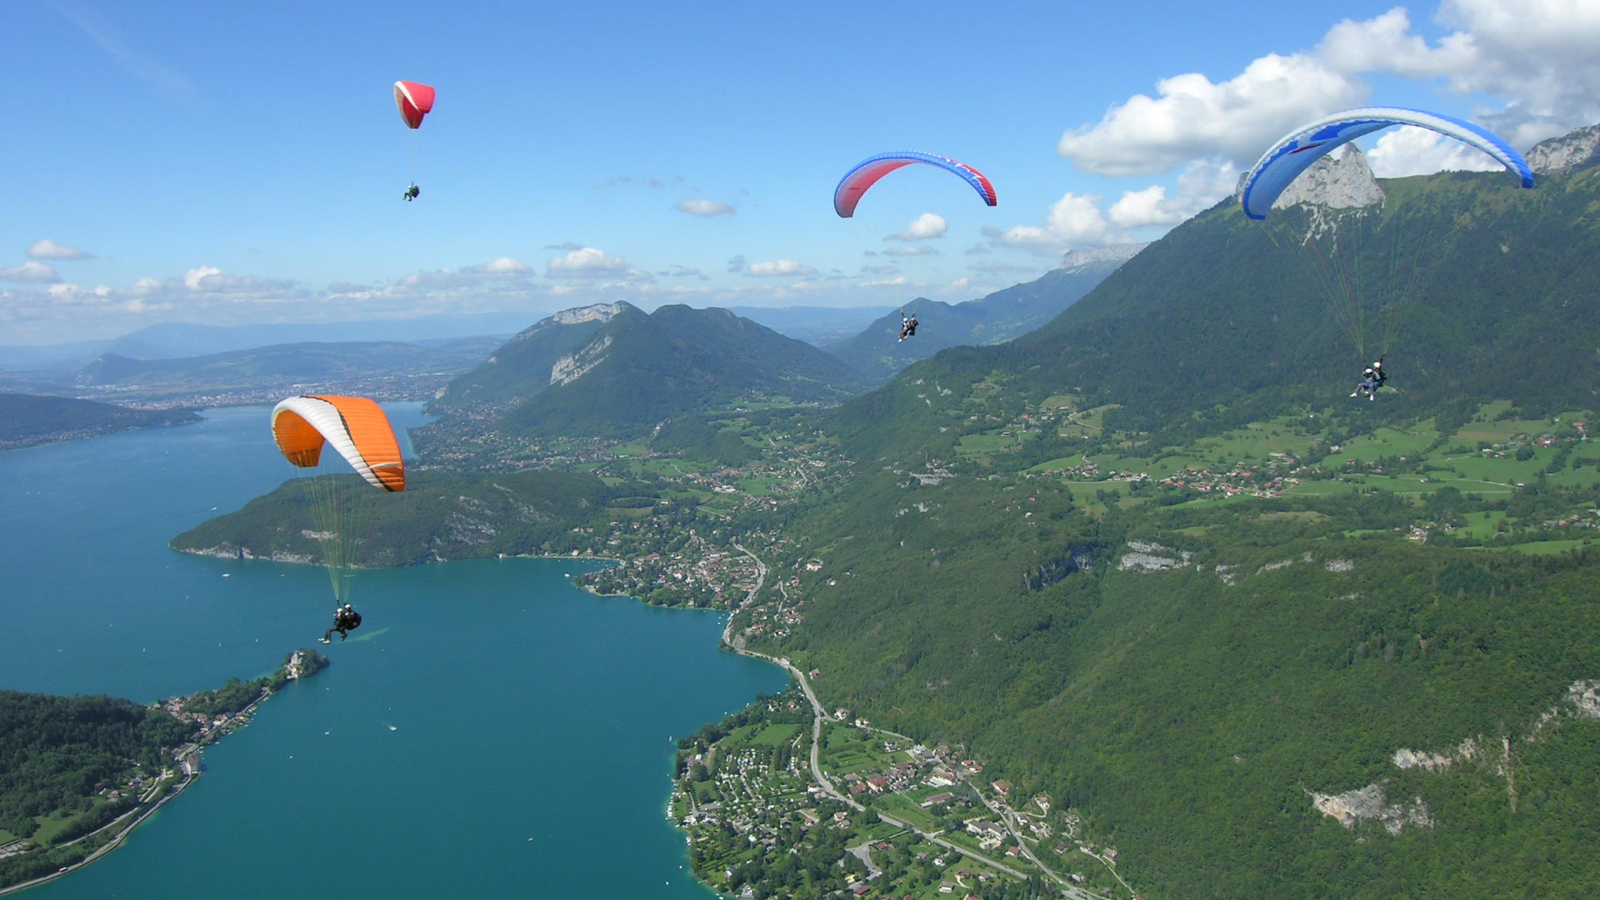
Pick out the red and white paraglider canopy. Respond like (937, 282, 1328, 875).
(394, 81, 436, 130)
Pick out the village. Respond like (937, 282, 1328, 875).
(671, 688, 1134, 900)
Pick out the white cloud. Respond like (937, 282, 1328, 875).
(744, 259, 817, 277)
(0, 262, 62, 283)
(1108, 158, 1239, 229)
(996, 193, 1119, 255)
(886, 213, 947, 241)
(548, 247, 629, 277)
(466, 257, 531, 275)
(1057, 1, 1600, 180)
(27, 239, 92, 260)
(1365, 126, 1503, 177)
(859, 276, 908, 288)
(675, 199, 735, 216)
(183, 266, 221, 290)
(1058, 53, 1365, 174)
(882, 245, 941, 257)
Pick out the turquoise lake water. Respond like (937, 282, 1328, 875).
(0, 404, 787, 898)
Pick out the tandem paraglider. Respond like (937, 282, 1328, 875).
(271, 395, 406, 641)
(1240, 107, 1535, 398)
(394, 80, 436, 201)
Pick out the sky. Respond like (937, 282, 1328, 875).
(3, 0, 1599, 345)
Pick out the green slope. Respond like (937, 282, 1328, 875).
(832, 166, 1600, 465)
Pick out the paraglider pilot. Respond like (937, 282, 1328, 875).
(321, 604, 363, 643)
(899, 314, 918, 342)
(1351, 358, 1387, 401)
(403, 183, 420, 202)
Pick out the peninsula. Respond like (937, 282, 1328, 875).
(0, 649, 328, 893)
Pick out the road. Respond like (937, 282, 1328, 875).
(722, 545, 1120, 899)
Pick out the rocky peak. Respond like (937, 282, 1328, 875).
(551, 302, 624, 326)
(1527, 123, 1600, 175)
(1059, 243, 1149, 270)
(1271, 145, 1384, 213)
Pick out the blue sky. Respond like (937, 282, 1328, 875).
(3, 0, 1598, 343)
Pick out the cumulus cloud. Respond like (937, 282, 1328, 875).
(744, 259, 818, 277)
(995, 193, 1120, 255)
(886, 213, 947, 241)
(882, 245, 941, 257)
(675, 199, 735, 216)
(27, 239, 92, 260)
(859, 276, 908, 288)
(1108, 158, 1239, 229)
(1365, 126, 1504, 177)
(466, 257, 531, 275)
(1058, 53, 1365, 174)
(1057, 1, 1600, 178)
(547, 247, 629, 277)
(725, 254, 747, 274)
(1, 262, 62, 283)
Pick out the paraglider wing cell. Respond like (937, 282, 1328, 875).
(394, 80, 436, 130)
(834, 151, 997, 218)
(271, 395, 406, 492)
(1240, 107, 1534, 220)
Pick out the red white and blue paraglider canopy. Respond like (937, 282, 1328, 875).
(834, 151, 997, 218)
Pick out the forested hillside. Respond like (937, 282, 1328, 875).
(0, 393, 199, 449)
(833, 162, 1600, 464)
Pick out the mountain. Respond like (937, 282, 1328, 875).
(0, 316, 527, 372)
(426, 303, 622, 410)
(752, 124, 1600, 899)
(825, 246, 1143, 383)
(74, 338, 500, 401)
(430, 302, 869, 441)
(834, 137, 1600, 463)
(724, 305, 897, 346)
(0, 393, 200, 449)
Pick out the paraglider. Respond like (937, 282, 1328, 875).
(1241, 107, 1533, 220)
(271, 395, 405, 610)
(322, 604, 363, 644)
(834, 151, 997, 218)
(898, 307, 920, 342)
(1241, 108, 1534, 385)
(394, 80, 436, 200)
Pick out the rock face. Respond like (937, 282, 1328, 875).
(550, 302, 623, 327)
(1527, 124, 1600, 175)
(1059, 243, 1148, 271)
(1273, 145, 1384, 213)
(549, 335, 612, 386)
(1310, 784, 1432, 835)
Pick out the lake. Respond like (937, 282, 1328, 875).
(0, 404, 786, 898)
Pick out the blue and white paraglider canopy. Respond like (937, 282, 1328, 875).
(1240, 107, 1535, 220)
